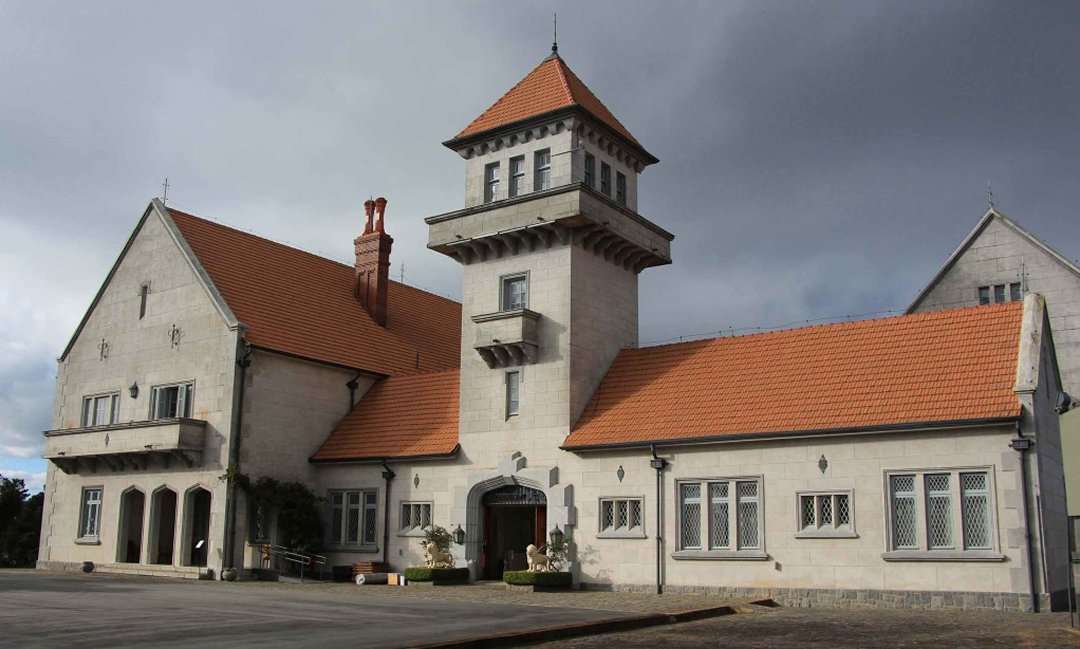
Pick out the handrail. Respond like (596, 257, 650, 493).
(261, 544, 326, 583)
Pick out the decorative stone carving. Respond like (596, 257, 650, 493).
(424, 541, 454, 569)
(526, 544, 552, 572)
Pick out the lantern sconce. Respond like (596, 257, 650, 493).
(129, 382, 139, 399)
(550, 525, 565, 545)
(452, 524, 466, 546)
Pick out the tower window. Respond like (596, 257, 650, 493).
(485, 162, 500, 203)
(993, 284, 1005, 303)
(502, 274, 528, 311)
(616, 172, 627, 206)
(534, 149, 551, 191)
(1009, 283, 1022, 301)
(506, 371, 520, 417)
(600, 162, 611, 196)
(509, 156, 525, 198)
(978, 286, 990, 305)
(584, 154, 595, 188)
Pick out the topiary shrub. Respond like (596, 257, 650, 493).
(503, 570, 572, 587)
(403, 566, 433, 582)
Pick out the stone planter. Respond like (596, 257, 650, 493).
(80, 561, 94, 573)
(222, 568, 238, 582)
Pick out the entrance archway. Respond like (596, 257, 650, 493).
(481, 485, 546, 579)
(116, 488, 145, 564)
(148, 487, 177, 565)
(183, 486, 212, 567)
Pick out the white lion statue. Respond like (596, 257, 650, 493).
(526, 543, 552, 572)
(424, 541, 454, 568)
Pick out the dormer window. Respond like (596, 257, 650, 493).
(509, 156, 526, 198)
(485, 162, 500, 203)
(600, 162, 611, 196)
(534, 150, 551, 191)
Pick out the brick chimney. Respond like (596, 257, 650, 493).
(354, 197, 393, 326)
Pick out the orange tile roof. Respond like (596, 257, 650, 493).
(455, 55, 644, 148)
(169, 208, 461, 376)
(565, 302, 1025, 449)
(311, 369, 460, 461)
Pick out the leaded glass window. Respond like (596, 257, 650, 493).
(891, 475, 918, 549)
(680, 484, 702, 549)
(599, 497, 643, 535)
(886, 469, 996, 555)
(329, 489, 378, 547)
(797, 492, 853, 535)
(709, 482, 729, 549)
(679, 478, 763, 554)
(400, 502, 432, 533)
(961, 472, 991, 550)
(925, 474, 953, 549)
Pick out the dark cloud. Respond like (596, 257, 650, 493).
(2, 1, 1079, 471)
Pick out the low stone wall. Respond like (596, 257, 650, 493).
(580, 582, 1050, 613)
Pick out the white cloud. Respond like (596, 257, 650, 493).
(0, 468, 47, 494)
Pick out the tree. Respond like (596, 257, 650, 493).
(0, 473, 42, 567)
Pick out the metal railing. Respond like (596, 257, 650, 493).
(262, 544, 326, 583)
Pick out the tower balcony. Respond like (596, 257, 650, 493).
(43, 418, 207, 474)
(425, 183, 673, 273)
(472, 309, 541, 368)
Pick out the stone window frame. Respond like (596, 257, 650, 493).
(484, 161, 500, 203)
(327, 488, 379, 552)
(584, 153, 595, 188)
(505, 370, 521, 418)
(534, 149, 551, 191)
(397, 501, 433, 538)
(508, 155, 526, 198)
(596, 496, 647, 539)
(150, 380, 194, 420)
(673, 476, 768, 561)
(77, 485, 104, 544)
(795, 490, 858, 539)
(500, 272, 529, 311)
(881, 466, 1005, 562)
(600, 161, 611, 196)
(82, 391, 120, 427)
(615, 171, 627, 205)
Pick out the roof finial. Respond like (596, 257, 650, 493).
(987, 181, 996, 209)
(552, 13, 558, 55)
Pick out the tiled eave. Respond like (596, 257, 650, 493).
(43, 418, 207, 474)
(561, 417, 1021, 452)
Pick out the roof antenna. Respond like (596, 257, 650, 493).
(987, 181, 996, 209)
(162, 178, 170, 204)
(552, 13, 558, 55)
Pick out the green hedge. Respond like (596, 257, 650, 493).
(503, 570, 572, 587)
(403, 567, 469, 582)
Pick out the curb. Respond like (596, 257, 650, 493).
(414, 599, 774, 648)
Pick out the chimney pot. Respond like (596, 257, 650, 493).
(363, 199, 375, 235)
(375, 197, 388, 233)
(355, 197, 394, 327)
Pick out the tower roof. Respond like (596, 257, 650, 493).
(451, 54, 652, 160)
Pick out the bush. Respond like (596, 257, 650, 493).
(403, 567, 469, 583)
(502, 570, 572, 587)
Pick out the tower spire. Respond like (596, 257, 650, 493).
(552, 13, 558, 55)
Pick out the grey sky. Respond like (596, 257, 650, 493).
(2, 1, 1078, 491)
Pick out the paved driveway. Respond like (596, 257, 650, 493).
(0, 572, 635, 648)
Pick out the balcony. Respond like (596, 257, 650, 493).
(44, 418, 207, 474)
(472, 309, 541, 368)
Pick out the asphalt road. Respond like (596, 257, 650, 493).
(0, 571, 633, 648)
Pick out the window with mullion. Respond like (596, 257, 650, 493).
(885, 468, 995, 557)
(79, 487, 103, 539)
(678, 477, 764, 556)
(797, 492, 854, 537)
(534, 150, 551, 191)
(329, 489, 378, 547)
(82, 393, 119, 427)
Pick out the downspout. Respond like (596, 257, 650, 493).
(346, 371, 364, 409)
(381, 460, 396, 566)
(650, 444, 668, 595)
(223, 340, 252, 574)
(1012, 420, 1040, 612)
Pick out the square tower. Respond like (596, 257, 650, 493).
(426, 51, 674, 466)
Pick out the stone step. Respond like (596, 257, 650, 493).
(95, 563, 212, 580)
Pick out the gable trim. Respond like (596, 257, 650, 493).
(907, 208, 1080, 314)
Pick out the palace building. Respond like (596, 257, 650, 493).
(38, 49, 1070, 612)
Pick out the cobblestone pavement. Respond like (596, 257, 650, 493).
(528, 606, 1080, 648)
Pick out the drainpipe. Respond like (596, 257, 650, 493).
(381, 460, 396, 566)
(223, 340, 252, 574)
(346, 372, 364, 409)
(1011, 421, 1040, 612)
(650, 444, 668, 595)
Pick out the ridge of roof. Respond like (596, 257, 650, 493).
(566, 301, 1026, 449)
(167, 207, 461, 376)
(452, 55, 646, 150)
(906, 207, 1080, 313)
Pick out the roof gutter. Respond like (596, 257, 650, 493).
(247, 344, 388, 380)
(308, 445, 461, 465)
(561, 417, 1021, 453)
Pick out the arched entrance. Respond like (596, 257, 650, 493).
(481, 484, 546, 579)
(148, 487, 177, 565)
(116, 488, 145, 564)
(183, 486, 212, 567)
